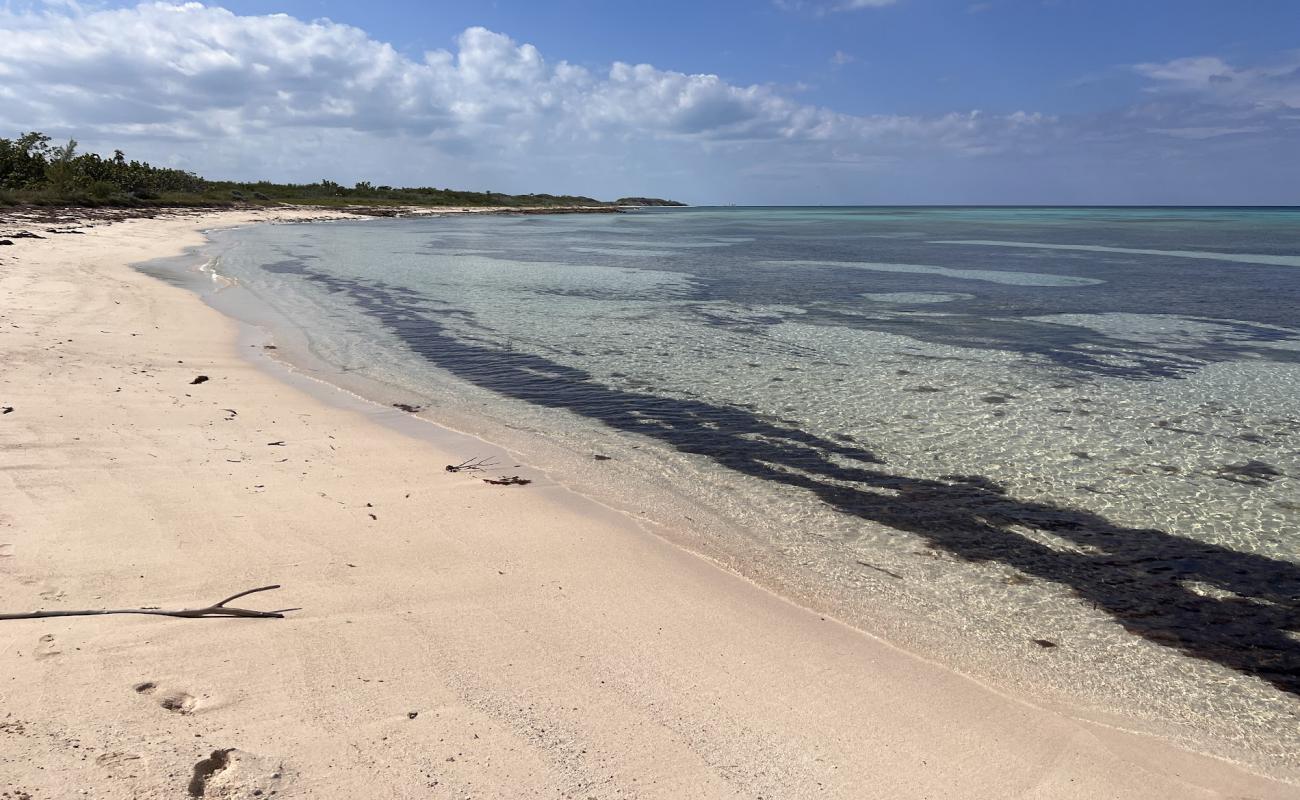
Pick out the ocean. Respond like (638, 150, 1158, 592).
(154, 206, 1300, 766)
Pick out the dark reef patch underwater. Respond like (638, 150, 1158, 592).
(268, 257, 1300, 695)
(160, 206, 1300, 760)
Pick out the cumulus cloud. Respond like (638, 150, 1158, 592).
(0, 3, 1295, 203)
(0, 1, 1049, 197)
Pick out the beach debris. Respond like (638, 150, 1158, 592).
(9, 231, 43, 239)
(392, 403, 422, 413)
(0, 585, 293, 621)
(2, 406, 12, 414)
(266, 440, 285, 446)
(0, 240, 12, 246)
(223, 408, 237, 419)
(855, 560, 903, 579)
(1032, 639, 1058, 648)
(190, 375, 210, 385)
(483, 476, 532, 486)
(593, 454, 612, 461)
(446, 456, 497, 473)
(407, 711, 419, 720)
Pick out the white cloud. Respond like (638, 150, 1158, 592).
(0, 1, 1047, 199)
(773, 0, 897, 14)
(1146, 126, 1265, 140)
(0, 3, 1295, 204)
(1135, 55, 1300, 110)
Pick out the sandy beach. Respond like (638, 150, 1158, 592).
(0, 210, 1294, 799)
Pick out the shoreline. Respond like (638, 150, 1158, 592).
(184, 212, 1300, 772)
(0, 209, 1294, 798)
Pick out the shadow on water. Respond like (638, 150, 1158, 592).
(269, 262, 1300, 695)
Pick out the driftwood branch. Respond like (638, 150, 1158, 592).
(0, 585, 293, 621)
(445, 456, 498, 473)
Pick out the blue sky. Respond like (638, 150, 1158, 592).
(2, 1, 1298, 203)
(207, 0, 1299, 116)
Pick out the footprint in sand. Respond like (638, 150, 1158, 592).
(95, 751, 142, 770)
(187, 748, 287, 798)
(159, 690, 198, 715)
(33, 633, 61, 660)
(134, 681, 199, 715)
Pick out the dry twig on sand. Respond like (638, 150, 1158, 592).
(0, 585, 293, 621)
(446, 456, 498, 473)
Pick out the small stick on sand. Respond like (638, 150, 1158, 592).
(446, 456, 498, 473)
(0, 585, 293, 621)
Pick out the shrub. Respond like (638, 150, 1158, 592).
(88, 180, 118, 199)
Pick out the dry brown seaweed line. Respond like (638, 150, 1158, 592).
(0, 585, 293, 621)
(483, 476, 532, 486)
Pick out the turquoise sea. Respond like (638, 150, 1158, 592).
(153, 207, 1300, 767)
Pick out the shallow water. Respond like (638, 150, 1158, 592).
(172, 207, 1300, 769)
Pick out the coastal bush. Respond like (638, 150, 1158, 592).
(0, 129, 682, 209)
(88, 180, 117, 199)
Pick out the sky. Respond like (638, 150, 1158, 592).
(1, 0, 1298, 204)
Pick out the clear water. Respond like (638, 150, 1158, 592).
(187, 207, 1300, 769)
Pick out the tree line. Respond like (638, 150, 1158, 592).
(0, 131, 683, 209)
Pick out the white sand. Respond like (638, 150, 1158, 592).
(0, 209, 1293, 798)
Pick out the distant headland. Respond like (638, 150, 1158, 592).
(0, 132, 683, 211)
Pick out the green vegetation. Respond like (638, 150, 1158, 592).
(1, 132, 209, 207)
(0, 131, 683, 209)
(614, 197, 687, 207)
